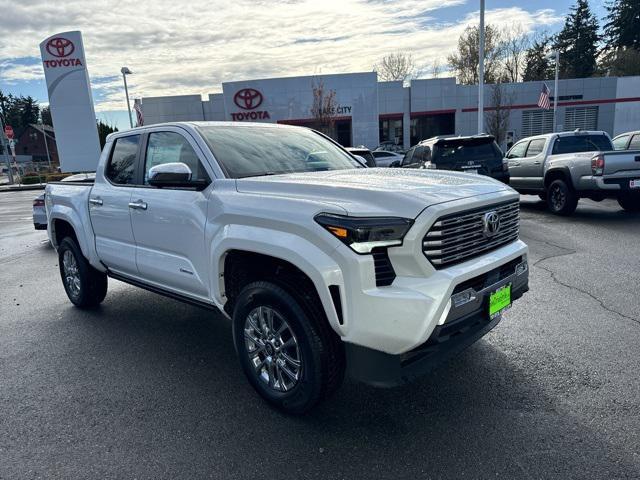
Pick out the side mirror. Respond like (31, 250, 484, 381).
(148, 162, 208, 189)
(389, 160, 401, 168)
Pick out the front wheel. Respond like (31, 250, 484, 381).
(618, 193, 640, 212)
(58, 237, 108, 308)
(546, 179, 578, 216)
(232, 281, 344, 414)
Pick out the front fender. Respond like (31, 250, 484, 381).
(210, 225, 345, 336)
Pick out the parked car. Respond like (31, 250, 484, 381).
(32, 172, 95, 230)
(394, 135, 509, 183)
(612, 131, 640, 151)
(345, 146, 376, 167)
(371, 150, 403, 167)
(46, 122, 528, 413)
(376, 141, 405, 153)
(506, 130, 640, 215)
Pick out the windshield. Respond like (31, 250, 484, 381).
(434, 138, 502, 164)
(197, 125, 361, 178)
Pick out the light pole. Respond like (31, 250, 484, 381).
(477, 0, 485, 134)
(552, 50, 559, 132)
(121, 67, 133, 128)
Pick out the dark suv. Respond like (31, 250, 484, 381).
(395, 135, 509, 183)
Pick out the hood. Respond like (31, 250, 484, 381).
(235, 168, 512, 218)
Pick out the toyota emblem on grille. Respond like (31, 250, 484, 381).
(483, 211, 501, 237)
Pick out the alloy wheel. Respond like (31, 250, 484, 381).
(244, 306, 302, 392)
(550, 185, 565, 211)
(62, 250, 81, 298)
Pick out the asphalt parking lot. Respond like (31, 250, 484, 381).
(1, 189, 639, 479)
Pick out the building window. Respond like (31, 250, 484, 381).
(379, 118, 403, 146)
(564, 106, 598, 131)
(521, 109, 554, 138)
(410, 113, 455, 146)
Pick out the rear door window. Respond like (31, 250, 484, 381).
(105, 135, 140, 185)
(525, 139, 546, 157)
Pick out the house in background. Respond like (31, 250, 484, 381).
(15, 124, 59, 167)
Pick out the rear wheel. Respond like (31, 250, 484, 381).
(546, 179, 578, 216)
(232, 281, 344, 414)
(58, 237, 108, 307)
(617, 193, 640, 212)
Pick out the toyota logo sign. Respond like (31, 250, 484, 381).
(234, 88, 263, 110)
(483, 211, 501, 238)
(46, 37, 75, 58)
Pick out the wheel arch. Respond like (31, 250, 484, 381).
(544, 167, 574, 190)
(210, 227, 345, 336)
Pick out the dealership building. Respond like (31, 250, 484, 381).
(141, 72, 640, 150)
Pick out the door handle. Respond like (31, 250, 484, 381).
(533, 161, 541, 165)
(128, 200, 148, 210)
(510, 161, 521, 166)
(89, 198, 103, 206)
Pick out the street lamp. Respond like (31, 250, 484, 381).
(478, 0, 485, 134)
(121, 66, 133, 128)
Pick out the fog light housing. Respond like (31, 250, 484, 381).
(451, 288, 477, 308)
(516, 259, 528, 276)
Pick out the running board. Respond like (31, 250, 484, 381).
(107, 270, 220, 312)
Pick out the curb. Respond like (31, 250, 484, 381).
(0, 185, 46, 193)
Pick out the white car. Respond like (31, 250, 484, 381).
(46, 122, 529, 413)
(372, 150, 403, 167)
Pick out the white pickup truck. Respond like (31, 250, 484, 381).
(46, 122, 529, 413)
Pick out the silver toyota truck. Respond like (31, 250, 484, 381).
(506, 130, 640, 215)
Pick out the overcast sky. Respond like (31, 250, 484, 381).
(0, 0, 607, 129)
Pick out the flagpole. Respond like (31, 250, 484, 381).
(477, 0, 485, 134)
(552, 50, 559, 132)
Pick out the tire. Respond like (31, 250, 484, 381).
(617, 193, 640, 212)
(58, 237, 108, 308)
(546, 179, 578, 216)
(232, 281, 345, 414)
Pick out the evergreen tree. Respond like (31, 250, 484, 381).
(97, 120, 118, 148)
(603, 0, 640, 50)
(554, 0, 600, 78)
(601, 0, 640, 76)
(523, 36, 553, 81)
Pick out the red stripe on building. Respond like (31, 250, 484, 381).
(461, 96, 640, 113)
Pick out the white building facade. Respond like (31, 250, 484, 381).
(141, 73, 640, 150)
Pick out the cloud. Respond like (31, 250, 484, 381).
(0, 0, 561, 110)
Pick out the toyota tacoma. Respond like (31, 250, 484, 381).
(46, 122, 529, 413)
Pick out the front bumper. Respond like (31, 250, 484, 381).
(346, 260, 529, 386)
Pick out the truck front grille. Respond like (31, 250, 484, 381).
(423, 201, 520, 269)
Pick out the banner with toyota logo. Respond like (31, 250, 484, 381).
(39, 31, 101, 172)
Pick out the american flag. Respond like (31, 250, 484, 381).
(538, 83, 551, 110)
(133, 99, 144, 126)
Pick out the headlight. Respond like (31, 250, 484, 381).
(314, 213, 413, 254)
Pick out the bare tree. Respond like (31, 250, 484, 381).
(447, 24, 504, 85)
(484, 82, 514, 146)
(373, 52, 415, 82)
(430, 59, 442, 78)
(501, 24, 530, 83)
(310, 79, 338, 138)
